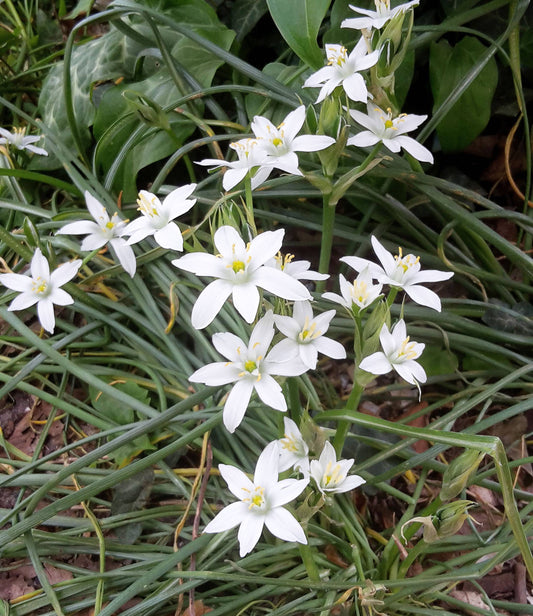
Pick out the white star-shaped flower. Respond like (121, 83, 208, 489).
(273, 300, 346, 370)
(323, 268, 383, 314)
(125, 184, 196, 251)
(303, 39, 380, 104)
(189, 311, 307, 433)
(341, 236, 453, 311)
(0, 248, 81, 333)
(0, 126, 48, 156)
(277, 417, 310, 476)
(310, 441, 365, 495)
(347, 103, 434, 163)
(265, 252, 328, 282)
(197, 138, 272, 191)
(204, 441, 308, 557)
(359, 319, 426, 388)
(57, 191, 136, 277)
(251, 105, 335, 176)
(172, 225, 311, 329)
(342, 0, 419, 31)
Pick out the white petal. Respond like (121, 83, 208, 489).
(214, 225, 245, 256)
(359, 352, 392, 375)
(50, 260, 81, 288)
(0, 273, 33, 293)
(254, 374, 286, 412)
(220, 464, 255, 497)
(314, 337, 346, 360)
(162, 184, 197, 216)
(204, 501, 248, 533)
(394, 135, 434, 163)
(189, 362, 241, 386)
(270, 478, 309, 507)
(237, 513, 264, 557)
(404, 284, 442, 311)
(232, 283, 260, 323)
(213, 332, 247, 361)
(264, 508, 307, 544)
(84, 191, 108, 223)
(9, 292, 39, 311)
(299, 344, 318, 370)
(223, 167, 248, 191)
(191, 279, 233, 329)
(266, 338, 300, 362)
(37, 298, 55, 333)
(172, 253, 224, 277)
(291, 134, 335, 153)
(395, 360, 426, 385)
(253, 267, 311, 301)
(254, 441, 280, 487)
(30, 248, 49, 281)
(248, 230, 285, 268)
(347, 132, 381, 148)
(411, 269, 454, 284)
(273, 315, 301, 339)
(154, 223, 183, 251)
(223, 379, 255, 433)
(371, 236, 396, 274)
(281, 105, 306, 142)
(110, 239, 136, 277)
(331, 474, 366, 493)
(79, 234, 108, 251)
(49, 288, 74, 307)
(343, 73, 369, 103)
(249, 311, 275, 355)
(25, 144, 48, 156)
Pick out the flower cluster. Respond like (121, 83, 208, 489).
(199, 105, 335, 190)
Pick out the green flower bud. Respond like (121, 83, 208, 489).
(402, 500, 474, 544)
(441, 450, 485, 501)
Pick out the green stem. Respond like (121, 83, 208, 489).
(299, 542, 321, 583)
(397, 538, 427, 578)
(386, 287, 399, 308)
(244, 175, 257, 235)
(316, 191, 334, 294)
(332, 382, 364, 457)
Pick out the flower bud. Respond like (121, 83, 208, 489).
(440, 450, 484, 501)
(402, 500, 474, 544)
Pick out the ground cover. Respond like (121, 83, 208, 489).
(0, 0, 532, 614)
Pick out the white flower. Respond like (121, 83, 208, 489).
(125, 184, 196, 251)
(347, 103, 434, 163)
(57, 191, 136, 277)
(266, 252, 328, 282)
(359, 319, 426, 386)
(0, 248, 81, 333)
(278, 417, 310, 476)
(197, 138, 272, 191)
(204, 441, 308, 557)
(341, 0, 419, 31)
(310, 441, 365, 495)
(189, 311, 307, 433)
(273, 301, 346, 370)
(0, 126, 48, 156)
(341, 236, 453, 311)
(323, 268, 383, 312)
(251, 105, 335, 176)
(172, 225, 311, 329)
(303, 40, 380, 104)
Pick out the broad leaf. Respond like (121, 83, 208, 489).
(430, 36, 498, 152)
(266, 0, 331, 69)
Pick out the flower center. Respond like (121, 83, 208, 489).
(323, 461, 343, 487)
(298, 316, 321, 343)
(32, 277, 48, 296)
(281, 432, 306, 456)
(243, 486, 266, 510)
(394, 247, 420, 274)
(244, 359, 257, 372)
(137, 193, 159, 218)
(232, 260, 246, 273)
(375, 0, 390, 16)
(272, 137, 283, 147)
(328, 46, 348, 68)
(352, 280, 369, 304)
(273, 252, 294, 271)
(397, 336, 418, 361)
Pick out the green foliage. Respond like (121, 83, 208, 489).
(266, 0, 331, 68)
(429, 36, 498, 152)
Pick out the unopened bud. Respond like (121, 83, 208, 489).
(402, 500, 474, 544)
(441, 450, 484, 501)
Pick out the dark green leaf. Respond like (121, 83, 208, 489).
(266, 0, 331, 69)
(430, 36, 498, 152)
